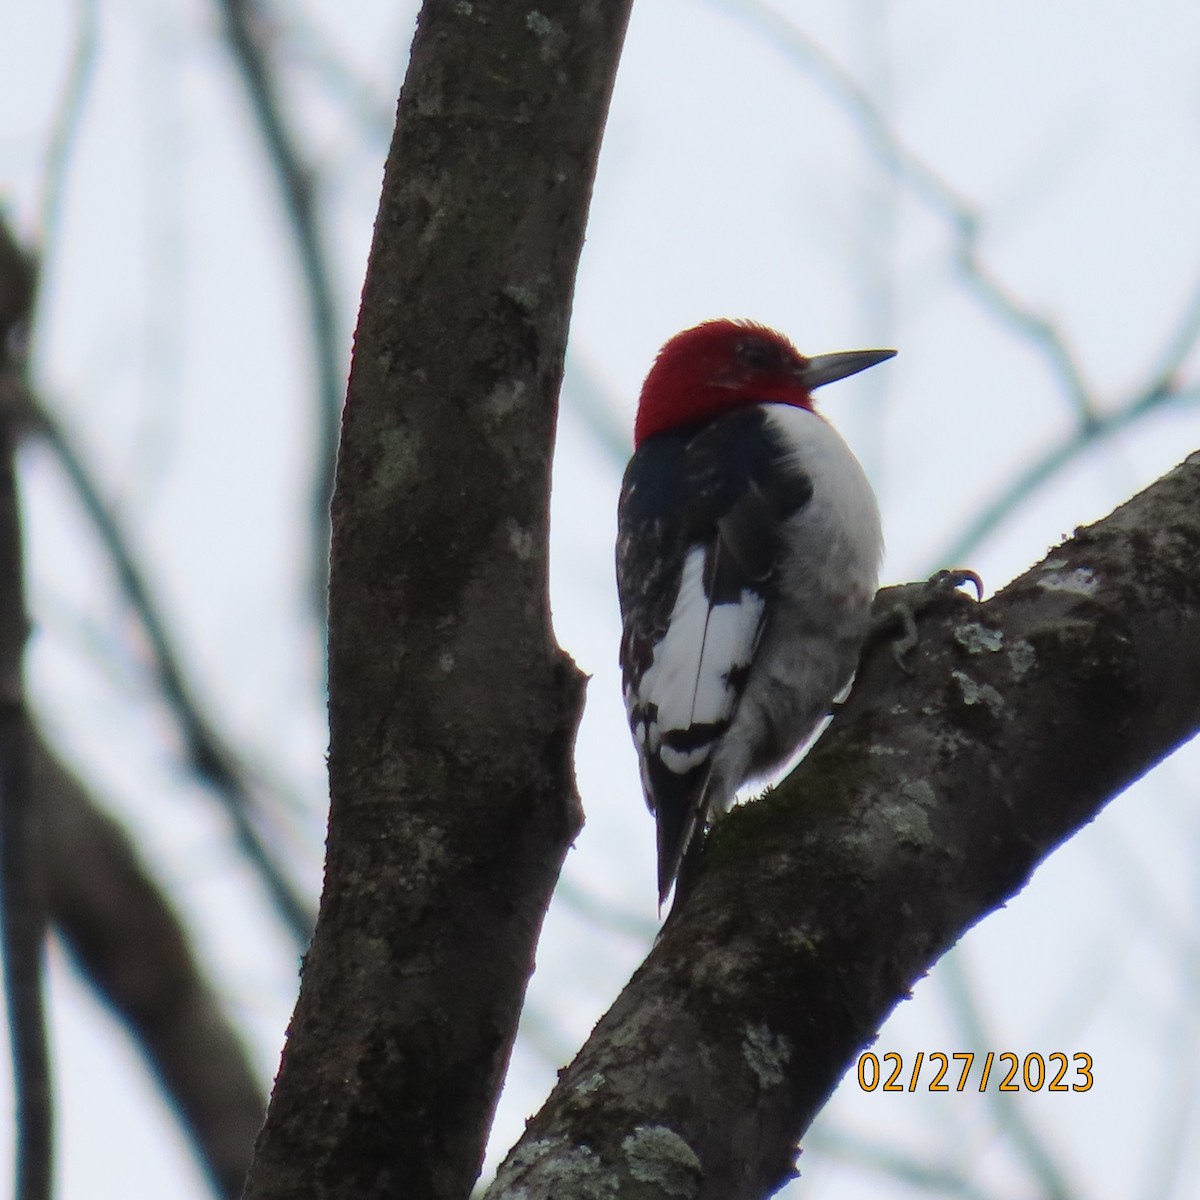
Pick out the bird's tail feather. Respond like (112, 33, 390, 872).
(656, 799, 698, 909)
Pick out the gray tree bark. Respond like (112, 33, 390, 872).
(241, 4, 632, 1198)
(240, 2, 1200, 1198)
(487, 452, 1200, 1200)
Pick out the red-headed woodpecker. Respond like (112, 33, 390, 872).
(616, 319, 894, 906)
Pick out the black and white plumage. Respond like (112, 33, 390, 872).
(616, 321, 891, 906)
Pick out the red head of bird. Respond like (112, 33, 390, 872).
(634, 319, 895, 446)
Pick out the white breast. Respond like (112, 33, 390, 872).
(702, 404, 882, 807)
(764, 405, 882, 593)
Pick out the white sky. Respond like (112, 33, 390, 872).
(1, 0, 1199, 1197)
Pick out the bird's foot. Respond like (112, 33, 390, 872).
(869, 568, 983, 675)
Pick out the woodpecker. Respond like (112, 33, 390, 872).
(616, 319, 893, 906)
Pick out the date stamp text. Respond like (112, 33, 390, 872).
(857, 1051, 1094, 1093)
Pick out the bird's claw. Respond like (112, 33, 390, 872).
(927, 567, 984, 602)
(868, 567, 984, 675)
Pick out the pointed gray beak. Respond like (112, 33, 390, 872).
(800, 348, 896, 390)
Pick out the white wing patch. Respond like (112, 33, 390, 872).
(628, 547, 766, 778)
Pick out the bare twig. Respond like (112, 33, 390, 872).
(929, 382, 1198, 571)
(0, 220, 52, 1200)
(939, 952, 1078, 1200)
(276, 4, 395, 142)
(1087, 820, 1200, 1200)
(718, 1, 1200, 574)
(712, 0, 1098, 425)
(36, 0, 98, 276)
(215, 0, 344, 620)
(806, 1126, 1008, 1200)
(7, 191, 314, 945)
(1144, 270, 1200, 386)
(1142, 997, 1200, 1200)
(26, 4, 318, 944)
(34, 732, 267, 1200)
(20, 394, 315, 946)
(561, 351, 632, 467)
(933, 261, 1200, 568)
(553, 877, 655, 943)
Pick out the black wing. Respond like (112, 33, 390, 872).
(616, 408, 812, 903)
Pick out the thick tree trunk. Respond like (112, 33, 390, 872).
(242, 4, 631, 1198)
(487, 451, 1200, 1200)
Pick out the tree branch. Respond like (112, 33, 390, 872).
(242, 3, 631, 1197)
(35, 0, 98, 295)
(33, 733, 266, 1200)
(20, 397, 315, 946)
(488, 450, 1200, 1199)
(0, 212, 53, 1200)
(2, 202, 313, 950)
(930, 381, 1197, 571)
(715, 0, 1099, 426)
(2, 214, 267, 1199)
(719, 1, 1200, 574)
(216, 0, 345, 619)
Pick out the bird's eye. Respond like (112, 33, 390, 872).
(735, 338, 777, 370)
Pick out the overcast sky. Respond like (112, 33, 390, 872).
(2, 1, 1199, 1196)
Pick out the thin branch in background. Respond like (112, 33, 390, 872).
(844, 0, 899, 485)
(513, 1005, 578, 1074)
(0, 224, 52, 1200)
(552, 876, 656, 943)
(28, 574, 322, 886)
(30, 0, 323, 948)
(34, 732, 267, 1200)
(805, 1126, 1008, 1200)
(715, 0, 1200, 573)
(561, 352, 633, 468)
(513, 875, 655, 1075)
(0, 493, 50, 1200)
(1086, 816, 1200, 1200)
(1089, 819, 1200, 998)
(1142, 995, 1200, 1200)
(1144, 270, 1200, 387)
(933, 267, 1200, 569)
(928, 382, 1198, 572)
(939, 952, 1078, 1200)
(12, 384, 315, 946)
(215, 0, 344, 622)
(274, 0, 396, 143)
(35, 0, 99, 275)
(710, 0, 1099, 427)
(129, 4, 189, 508)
